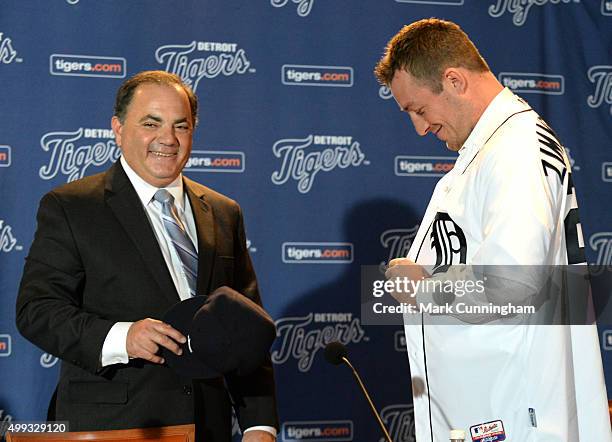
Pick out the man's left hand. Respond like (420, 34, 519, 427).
(242, 430, 276, 442)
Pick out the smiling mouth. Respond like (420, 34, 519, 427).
(149, 151, 177, 158)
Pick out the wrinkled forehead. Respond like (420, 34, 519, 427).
(127, 83, 192, 118)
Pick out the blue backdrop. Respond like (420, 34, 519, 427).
(1, 1, 611, 441)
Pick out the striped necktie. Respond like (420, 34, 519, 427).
(153, 189, 198, 297)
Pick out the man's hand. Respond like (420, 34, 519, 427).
(126, 318, 186, 364)
(385, 258, 430, 304)
(242, 430, 276, 442)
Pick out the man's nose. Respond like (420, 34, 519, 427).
(410, 114, 430, 137)
(158, 125, 178, 145)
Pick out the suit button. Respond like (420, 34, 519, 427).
(183, 385, 192, 395)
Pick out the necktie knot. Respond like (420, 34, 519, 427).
(154, 189, 174, 206)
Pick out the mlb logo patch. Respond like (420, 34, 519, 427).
(470, 420, 506, 442)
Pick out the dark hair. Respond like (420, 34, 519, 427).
(113, 70, 198, 125)
(374, 18, 490, 93)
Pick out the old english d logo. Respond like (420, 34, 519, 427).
(430, 212, 467, 273)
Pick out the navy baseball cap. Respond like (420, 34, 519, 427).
(162, 286, 276, 379)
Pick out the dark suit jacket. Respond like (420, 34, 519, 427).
(16, 161, 278, 441)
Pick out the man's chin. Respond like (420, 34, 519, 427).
(445, 141, 461, 152)
(143, 167, 183, 187)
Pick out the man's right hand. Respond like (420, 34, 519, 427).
(126, 319, 186, 364)
(385, 258, 429, 305)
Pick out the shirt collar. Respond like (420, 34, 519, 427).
(120, 156, 185, 210)
(454, 87, 532, 174)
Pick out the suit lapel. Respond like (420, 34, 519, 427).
(184, 178, 215, 297)
(104, 162, 179, 305)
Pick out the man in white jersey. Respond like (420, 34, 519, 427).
(374, 18, 610, 441)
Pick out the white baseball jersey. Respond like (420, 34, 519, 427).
(404, 88, 610, 441)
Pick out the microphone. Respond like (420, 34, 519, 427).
(324, 342, 394, 442)
(323, 341, 347, 365)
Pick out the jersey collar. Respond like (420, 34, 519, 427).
(454, 88, 532, 175)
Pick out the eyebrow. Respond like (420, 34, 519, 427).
(397, 103, 410, 113)
(139, 114, 190, 125)
(393, 97, 411, 112)
(402, 99, 417, 111)
(392, 96, 413, 113)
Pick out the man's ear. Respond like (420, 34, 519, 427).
(111, 116, 123, 148)
(442, 68, 468, 95)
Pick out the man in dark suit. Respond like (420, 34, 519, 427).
(16, 71, 278, 442)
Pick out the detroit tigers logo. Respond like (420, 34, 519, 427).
(429, 212, 467, 272)
(0, 219, 19, 253)
(271, 313, 366, 372)
(0, 33, 19, 65)
(270, 0, 315, 17)
(586, 65, 612, 115)
(488, 0, 580, 27)
(380, 226, 419, 273)
(590, 232, 612, 266)
(379, 404, 415, 442)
